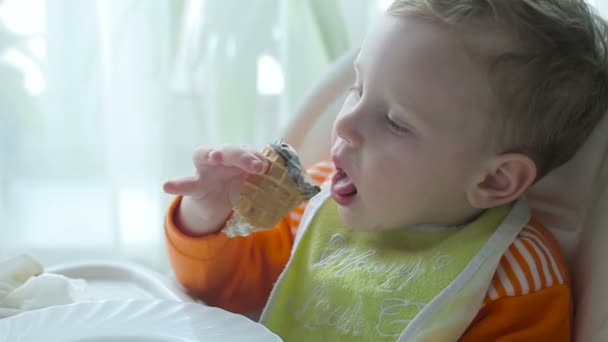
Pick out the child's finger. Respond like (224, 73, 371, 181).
(163, 176, 199, 196)
(211, 147, 268, 174)
(192, 147, 213, 168)
(251, 151, 271, 172)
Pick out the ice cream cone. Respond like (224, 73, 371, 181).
(223, 142, 320, 237)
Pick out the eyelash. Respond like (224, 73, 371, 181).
(385, 114, 410, 135)
(349, 84, 410, 135)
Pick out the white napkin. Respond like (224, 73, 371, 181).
(0, 254, 43, 300)
(0, 254, 87, 318)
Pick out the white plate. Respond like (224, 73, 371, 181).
(46, 261, 193, 302)
(0, 300, 282, 342)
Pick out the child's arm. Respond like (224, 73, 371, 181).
(163, 146, 270, 237)
(461, 222, 572, 341)
(460, 285, 571, 341)
(164, 156, 334, 313)
(165, 197, 296, 313)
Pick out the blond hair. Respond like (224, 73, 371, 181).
(389, 0, 608, 177)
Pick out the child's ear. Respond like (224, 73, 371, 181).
(467, 153, 537, 209)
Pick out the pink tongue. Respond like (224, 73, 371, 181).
(334, 175, 357, 196)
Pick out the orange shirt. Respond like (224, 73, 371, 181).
(165, 162, 572, 341)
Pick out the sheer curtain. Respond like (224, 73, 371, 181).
(0, 0, 385, 272)
(1, 0, 606, 272)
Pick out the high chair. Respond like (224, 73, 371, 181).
(283, 48, 608, 342)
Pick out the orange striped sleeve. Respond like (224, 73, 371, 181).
(483, 220, 569, 304)
(165, 197, 295, 313)
(462, 284, 572, 341)
(287, 204, 306, 236)
(462, 219, 572, 341)
(307, 161, 335, 186)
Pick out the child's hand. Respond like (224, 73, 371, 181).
(163, 145, 269, 236)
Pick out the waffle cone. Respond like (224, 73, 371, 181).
(233, 146, 306, 229)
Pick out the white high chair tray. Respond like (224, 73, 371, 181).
(0, 262, 281, 341)
(0, 299, 282, 341)
(45, 260, 194, 302)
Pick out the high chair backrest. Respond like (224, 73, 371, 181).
(283, 48, 608, 342)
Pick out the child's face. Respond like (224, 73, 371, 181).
(330, 13, 496, 231)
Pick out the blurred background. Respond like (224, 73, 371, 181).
(0, 0, 606, 273)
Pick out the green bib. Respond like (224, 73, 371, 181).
(263, 200, 510, 341)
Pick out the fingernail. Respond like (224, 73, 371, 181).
(209, 151, 220, 162)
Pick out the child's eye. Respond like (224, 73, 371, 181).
(385, 114, 410, 135)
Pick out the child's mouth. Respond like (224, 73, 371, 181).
(331, 168, 358, 206)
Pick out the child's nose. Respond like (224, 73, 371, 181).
(334, 111, 363, 148)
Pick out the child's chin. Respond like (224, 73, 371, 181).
(338, 208, 412, 232)
(337, 208, 374, 231)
